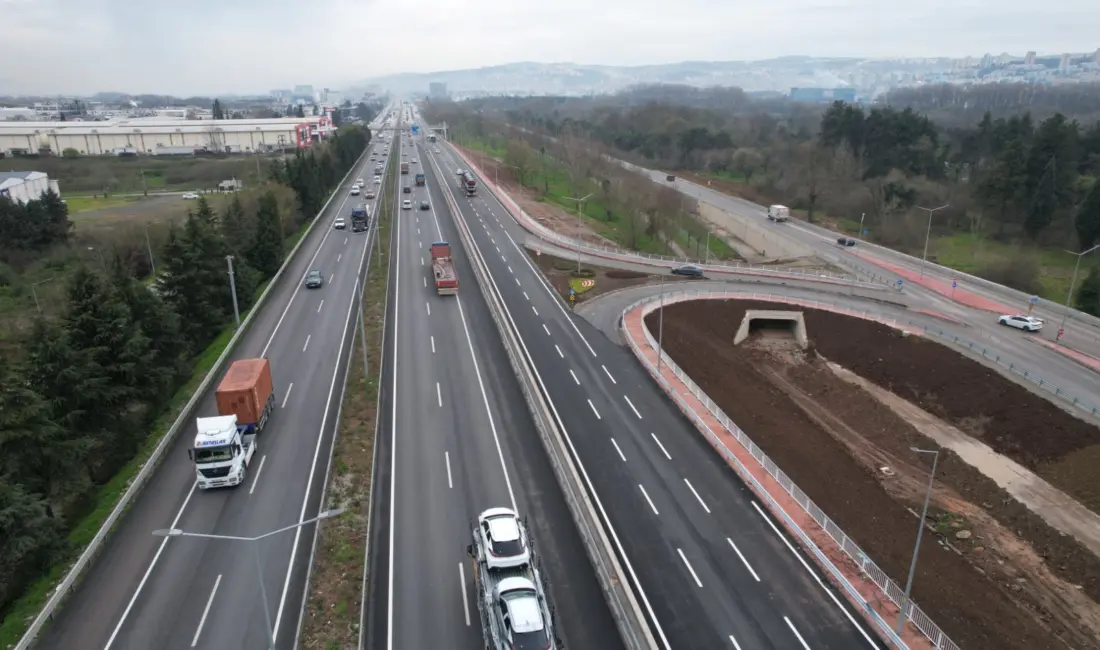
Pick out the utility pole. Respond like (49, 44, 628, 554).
(897, 448, 940, 635)
(226, 255, 241, 327)
(144, 224, 156, 275)
(917, 204, 950, 280)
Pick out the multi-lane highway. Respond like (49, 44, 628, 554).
(421, 137, 884, 649)
(362, 127, 622, 649)
(37, 111, 395, 650)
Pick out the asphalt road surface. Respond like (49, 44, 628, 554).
(362, 132, 621, 650)
(425, 142, 883, 649)
(38, 112, 394, 650)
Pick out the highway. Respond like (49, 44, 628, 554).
(362, 126, 622, 649)
(38, 111, 394, 650)
(423, 137, 884, 649)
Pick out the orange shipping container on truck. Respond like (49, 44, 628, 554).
(215, 358, 274, 425)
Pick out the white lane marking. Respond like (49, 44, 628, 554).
(417, 228, 421, 235)
(651, 433, 672, 460)
(611, 438, 627, 462)
(623, 395, 642, 419)
(514, 277, 521, 286)
(569, 369, 580, 384)
(191, 574, 222, 647)
(431, 335, 436, 353)
(419, 241, 422, 249)
(555, 345, 563, 358)
(337, 253, 342, 262)
(784, 617, 812, 650)
(386, 145, 405, 650)
(639, 484, 659, 515)
(602, 365, 617, 384)
(426, 302, 431, 315)
(445, 452, 453, 489)
(302, 334, 311, 352)
(523, 291, 530, 300)
(532, 306, 539, 316)
(727, 538, 761, 582)
(542, 323, 551, 335)
(423, 277, 427, 288)
(317, 299, 324, 313)
(328, 273, 334, 283)
(437, 382, 443, 407)
(677, 548, 703, 588)
(752, 502, 880, 649)
(459, 563, 471, 626)
(343, 237, 348, 245)
(421, 256, 424, 266)
(281, 383, 294, 408)
(587, 399, 601, 419)
(104, 483, 198, 648)
(729, 635, 743, 650)
(501, 255, 506, 262)
(249, 455, 267, 495)
(684, 478, 711, 514)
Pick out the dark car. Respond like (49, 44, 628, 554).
(671, 264, 703, 278)
(305, 269, 324, 289)
(837, 237, 856, 247)
(420, 200, 430, 210)
(403, 186, 411, 194)
(666, 174, 676, 182)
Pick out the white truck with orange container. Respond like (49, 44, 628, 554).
(430, 241, 458, 295)
(189, 358, 275, 490)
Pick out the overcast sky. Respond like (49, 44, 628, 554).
(2, 0, 1097, 96)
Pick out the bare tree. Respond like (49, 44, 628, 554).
(730, 148, 764, 182)
(557, 128, 590, 198)
(504, 140, 536, 187)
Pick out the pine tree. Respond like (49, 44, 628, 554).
(112, 266, 186, 403)
(0, 479, 68, 611)
(157, 211, 232, 349)
(249, 191, 285, 278)
(220, 196, 251, 257)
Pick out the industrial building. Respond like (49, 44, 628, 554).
(0, 171, 59, 203)
(0, 115, 333, 157)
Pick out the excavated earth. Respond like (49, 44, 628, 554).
(648, 299, 1100, 650)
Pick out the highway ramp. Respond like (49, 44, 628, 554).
(424, 142, 883, 650)
(39, 135, 384, 650)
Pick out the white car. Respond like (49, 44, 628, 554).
(998, 314, 1043, 332)
(411, 159, 418, 164)
(477, 507, 531, 570)
(402, 199, 412, 210)
(355, 178, 364, 186)
(365, 189, 376, 199)
(373, 177, 382, 185)
(333, 217, 346, 229)
(493, 578, 552, 650)
(181, 192, 200, 200)
(350, 186, 360, 196)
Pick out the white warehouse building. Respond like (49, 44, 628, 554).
(0, 116, 334, 156)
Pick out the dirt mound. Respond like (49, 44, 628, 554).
(647, 299, 1100, 650)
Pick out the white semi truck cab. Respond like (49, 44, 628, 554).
(189, 414, 256, 489)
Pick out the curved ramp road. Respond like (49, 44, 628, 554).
(362, 133, 621, 650)
(37, 117, 391, 650)
(425, 141, 884, 649)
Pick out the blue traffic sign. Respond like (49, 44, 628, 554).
(1029, 295, 1039, 304)
(569, 287, 576, 295)
(952, 279, 957, 289)
(896, 279, 903, 288)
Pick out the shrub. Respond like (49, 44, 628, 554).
(606, 269, 647, 279)
(570, 268, 596, 278)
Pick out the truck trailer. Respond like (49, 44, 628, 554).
(415, 172, 425, 186)
(400, 161, 409, 175)
(351, 204, 370, 232)
(430, 241, 458, 295)
(190, 358, 275, 489)
(459, 170, 477, 196)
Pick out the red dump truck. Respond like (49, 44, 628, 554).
(431, 242, 458, 295)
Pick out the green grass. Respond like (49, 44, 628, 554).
(63, 195, 141, 214)
(927, 232, 1080, 302)
(8, 154, 278, 194)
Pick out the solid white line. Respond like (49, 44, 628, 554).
(727, 538, 761, 582)
(532, 306, 539, 316)
(602, 365, 617, 384)
(651, 433, 672, 460)
(611, 438, 627, 462)
(729, 635, 743, 650)
(426, 302, 431, 315)
(751, 502, 880, 649)
(249, 455, 267, 495)
(431, 335, 436, 353)
(555, 345, 563, 358)
(302, 334, 311, 352)
(569, 369, 580, 385)
(459, 563, 471, 626)
(386, 139, 404, 650)
(445, 452, 453, 489)
(191, 574, 222, 647)
(104, 483, 198, 648)
(639, 484, 659, 515)
(437, 382, 443, 407)
(542, 323, 550, 335)
(624, 395, 642, 419)
(281, 382, 294, 408)
(677, 548, 703, 588)
(317, 299, 324, 313)
(684, 478, 711, 514)
(587, 399, 601, 419)
(784, 617, 812, 650)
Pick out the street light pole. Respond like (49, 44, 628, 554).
(562, 193, 593, 272)
(152, 508, 344, 650)
(897, 447, 940, 635)
(226, 255, 241, 327)
(917, 204, 950, 280)
(144, 224, 156, 275)
(1059, 243, 1100, 332)
(31, 277, 56, 314)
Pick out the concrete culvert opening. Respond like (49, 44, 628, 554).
(734, 310, 808, 351)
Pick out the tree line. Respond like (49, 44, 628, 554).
(0, 190, 72, 262)
(0, 125, 370, 621)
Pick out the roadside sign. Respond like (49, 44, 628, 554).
(536, 248, 541, 258)
(579, 279, 595, 288)
(1029, 295, 1038, 304)
(896, 279, 904, 290)
(952, 279, 957, 289)
(569, 287, 576, 295)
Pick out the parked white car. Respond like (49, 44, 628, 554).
(998, 314, 1043, 332)
(181, 192, 200, 200)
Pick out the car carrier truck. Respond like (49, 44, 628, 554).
(189, 358, 275, 490)
(459, 170, 477, 196)
(430, 242, 458, 295)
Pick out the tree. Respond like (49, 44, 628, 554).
(212, 99, 225, 120)
(1076, 181, 1100, 251)
(111, 266, 186, 403)
(1075, 264, 1100, 317)
(1023, 113, 1080, 238)
(504, 140, 536, 186)
(0, 479, 67, 613)
(730, 148, 763, 182)
(248, 191, 284, 278)
(220, 195, 251, 255)
(157, 207, 233, 349)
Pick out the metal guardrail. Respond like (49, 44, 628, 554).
(620, 289, 962, 650)
(430, 151, 657, 650)
(15, 146, 373, 650)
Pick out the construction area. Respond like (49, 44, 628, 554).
(647, 299, 1100, 650)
